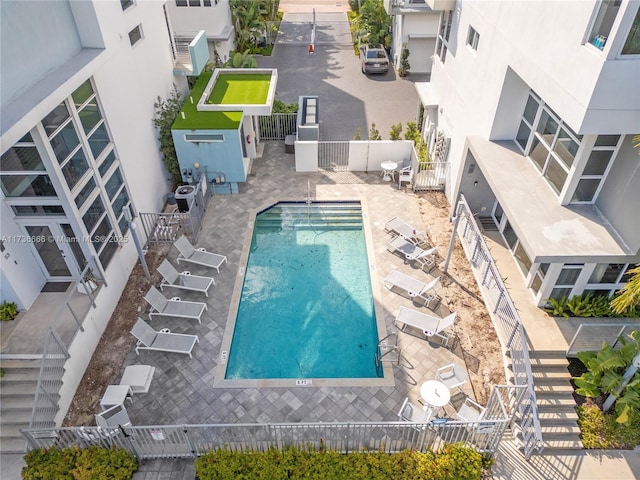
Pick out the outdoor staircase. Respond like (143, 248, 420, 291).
(0, 357, 63, 453)
(529, 350, 583, 450)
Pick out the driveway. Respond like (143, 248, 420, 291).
(257, 12, 428, 141)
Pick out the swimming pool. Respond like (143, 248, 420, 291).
(218, 200, 390, 387)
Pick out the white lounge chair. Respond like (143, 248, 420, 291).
(130, 318, 199, 358)
(395, 306, 457, 346)
(383, 270, 439, 307)
(95, 403, 132, 431)
(384, 216, 428, 246)
(398, 397, 434, 430)
(435, 363, 468, 392)
(174, 235, 227, 273)
(157, 259, 215, 296)
(388, 237, 437, 269)
(144, 286, 207, 324)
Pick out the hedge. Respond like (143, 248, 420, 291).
(22, 446, 137, 480)
(195, 443, 491, 480)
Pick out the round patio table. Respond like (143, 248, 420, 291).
(380, 161, 398, 181)
(420, 380, 451, 408)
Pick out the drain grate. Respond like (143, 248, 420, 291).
(41, 282, 72, 293)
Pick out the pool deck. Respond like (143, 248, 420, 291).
(122, 141, 472, 428)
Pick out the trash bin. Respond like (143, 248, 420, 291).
(285, 135, 295, 154)
(165, 192, 176, 205)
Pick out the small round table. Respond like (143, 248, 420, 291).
(380, 161, 398, 182)
(420, 380, 451, 408)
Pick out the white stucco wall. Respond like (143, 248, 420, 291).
(430, 0, 640, 202)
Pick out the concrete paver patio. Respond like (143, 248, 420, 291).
(123, 141, 472, 428)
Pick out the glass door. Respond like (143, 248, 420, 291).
(24, 225, 79, 278)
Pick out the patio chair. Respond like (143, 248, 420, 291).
(395, 306, 457, 346)
(157, 259, 215, 297)
(435, 363, 468, 392)
(384, 216, 429, 246)
(95, 403, 132, 430)
(455, 398, 486, 422)
(144, 286, 207, 324)
(398, 397, 434, 430)
(398, 165, 414, 190)
(174, 235, 227, 273)
(130, 318, 199, 358)
(388, 237, 437, 270)
(119, 365, 156, 394)
(383, 270, 439, 307)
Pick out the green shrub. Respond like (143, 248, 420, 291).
(0, 300, 18, 321)
(195, 444, 487, 480)
(272, 99, 298, 113)
(22, 446, 137, 480)
(545, 293, 640, 318)
(577, 404, 640, 449)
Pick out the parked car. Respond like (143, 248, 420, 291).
(359, 44, 389, 74)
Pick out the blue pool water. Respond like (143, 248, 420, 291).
(225, 202, 380, 379)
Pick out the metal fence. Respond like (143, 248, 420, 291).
(412, 158, 449, 191)
(23, 385, 526, 460)
(141, 177, 209, 245)
(452, 195, 544, 459)
(566, 323, 640, 357)
(259, 113, 297, 141)
(28, 260, 106, 431)
(318, 141, 349, 171)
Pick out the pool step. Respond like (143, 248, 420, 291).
(257, 203, 364, 230)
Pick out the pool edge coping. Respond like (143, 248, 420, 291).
(212, 197, 395, 388)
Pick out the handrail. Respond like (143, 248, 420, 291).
(28, 259, 104, 430)
(452, 195, 544, 459)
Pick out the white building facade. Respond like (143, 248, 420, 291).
(1, 0, 184, 310)
(419, 0, 640, 306)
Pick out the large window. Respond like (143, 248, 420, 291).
(549, 264, 583, 301)
(436, 11, 453, 62)
(516, 91, 582, 196)
(571, 135, 620, 203)
(588, 0, 621, 50)
(622, 6, 640, 54)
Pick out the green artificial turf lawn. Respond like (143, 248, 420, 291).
(172, 72, 243, 130)
(207, 73, 271, 105)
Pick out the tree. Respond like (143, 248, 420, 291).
(403, 121, 420, 144)
(389, 122, 402, 140)
(354, 127, 361, 140)
(358, 0, 391, 47)
(611, 265, 640, 314)
(369, 122, 381, 140)
(230, 0, 268, 52)
(225, 50, 258, 68)
(153, 86, 183, 189)
(398, 43, 410, 77)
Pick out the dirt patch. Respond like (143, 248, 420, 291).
(417, 192, 506, 404)
(64, 244, 169, 426)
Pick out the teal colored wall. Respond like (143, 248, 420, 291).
(190, 31, 209, 76)
(172, 128, 245, 185)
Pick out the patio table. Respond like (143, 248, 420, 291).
(420, 380, 450, 408)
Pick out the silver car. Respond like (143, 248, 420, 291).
(360, 44, 389, 74)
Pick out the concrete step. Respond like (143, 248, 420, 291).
(530, 364, 571, 376)
(0, 409, 33, 425)
(542, 433, 583, 450)
(537, 401, 578, 415)
(540, 423, 581, 435)
(528, 350, 569, 359)
(0, 436, 28, 454)
(535, 383, 574, 394)
(538, 409, 579, 422)
(0, 359, 42, 370)
(1, 369, 61, 383)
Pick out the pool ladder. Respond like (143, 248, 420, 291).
(375, 331, 401, 367)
